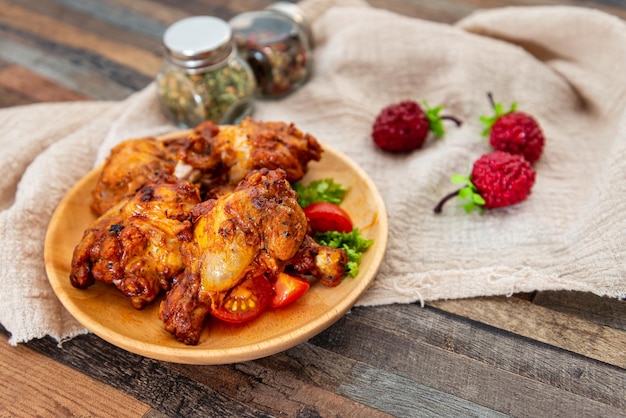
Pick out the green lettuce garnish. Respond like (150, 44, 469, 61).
(316, 228, 374, 278)
(293, 178, 347, 208)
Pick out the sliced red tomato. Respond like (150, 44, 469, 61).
(211, 274, 274, 324)
(270, 272, 311, 308)
(303, 202, 353, 233)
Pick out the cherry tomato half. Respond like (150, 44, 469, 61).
(303, 202, 353, 233)
(270, 273, 311, 308)
(211, 274, 274, 324)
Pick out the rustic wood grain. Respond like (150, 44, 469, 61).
(0, 329, 151, 417)
(105, 0, 189, 26)
(0, 65, 89, 103)
(309, 306, 625, 417)
(19, 302, 625, 418)
(0, 35, 147, 100)
(348, 304, 625, 410)
(0, 1, 162, 77)
(171, 359, 396, 417)
(9, 0, 164, 52)
(21, 330, 293, 417)
(533, 290, 626, 330)
(428, 296, 626, 368)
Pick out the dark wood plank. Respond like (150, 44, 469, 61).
(22, 331, 276, 417)
(256, 346, 510, 418)
(20, 327, 508, 418)
(0, 65, 89, 103)
(0, 84, 37, 108)
(0, 26, 151, 100)
(429, 296, 626, 368)
(0, 330, 151, 417)
(0, 1, 161, 76)
(105, 0, 190, 25)
(380, 303, 624, 408)
(21, 303, 622, 417)
(43, 0, 170, 40)
(171, 360, 395, 418)
(6, 0, 165, 51)
(309, 305, 625, 416)
(532, 291, 626, 331)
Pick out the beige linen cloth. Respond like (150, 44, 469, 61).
(1, 0, 625, 345)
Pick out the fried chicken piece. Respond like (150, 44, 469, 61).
(92, 118, 322, 214)
(178, 118, 323, 198)
(71, 177, 201, 309)
(191, 168, 309, 292)
(159, 169, 307, 343)
(158, 169, 348, 344)
(157, 270, 212, 345)
(91, 136, 187, 215)
(285, 235, 349, 287)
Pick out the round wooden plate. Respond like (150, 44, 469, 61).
(44, 135, 388, 365)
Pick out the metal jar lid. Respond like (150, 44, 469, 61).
(163, 16, 233, 71)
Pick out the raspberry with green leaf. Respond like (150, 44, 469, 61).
(372, 100, 462, 152)
(480, 92, 545, 164)
(434, 151, 536, 213)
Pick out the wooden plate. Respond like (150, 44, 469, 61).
(44, 134, 388, 364)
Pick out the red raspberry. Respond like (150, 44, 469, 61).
(471, 151, 536, 208)
(434, 151, 536, 213)
(372, 100, 461, 152)
(480, 93, 545, 164)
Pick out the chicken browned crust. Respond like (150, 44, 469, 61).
(71, 177, 201, 309)
(159, 169, 347, 345)
(72, 119, 347, 345)
(90, 136, 186, 215)
(91, 118, 323, 215)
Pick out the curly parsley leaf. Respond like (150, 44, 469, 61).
(293, 178, 347, 208)
(316, 228, 374, 278)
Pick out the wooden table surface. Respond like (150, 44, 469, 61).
(1, 0, 625, 417)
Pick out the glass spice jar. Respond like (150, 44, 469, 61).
(229, 2, 313, 99)
(156, 16, 256, 129)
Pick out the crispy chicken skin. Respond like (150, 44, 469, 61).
(178, 118, 323, 198)
(157, 270, 212, 345)
(91, 118, 322, 214)
(285, 235, 349, 288)
(91, 137, 185, 215)
(71, 177, 201, 309)
(158, 169, 348, 344)
(159, 168, 308, 343)
(189, 168, 308, 292)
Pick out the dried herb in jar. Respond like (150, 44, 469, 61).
(230, 8, 312, 98)
(156, 16, 256, 128)
(157, 59, 255, 128)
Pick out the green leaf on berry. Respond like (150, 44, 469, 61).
(458, 187, 473, 199)
(473, 194, 486, 205)
(479, 92, 518, 136)
(451, 174, 485, 213)
(451, 173, 469, 184)
(422, 100, 446, 138)
(433, 172, 487, 214)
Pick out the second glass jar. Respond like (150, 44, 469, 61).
(230, 3, 313, 99)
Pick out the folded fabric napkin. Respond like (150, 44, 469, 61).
(1, 0, 625, 345)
